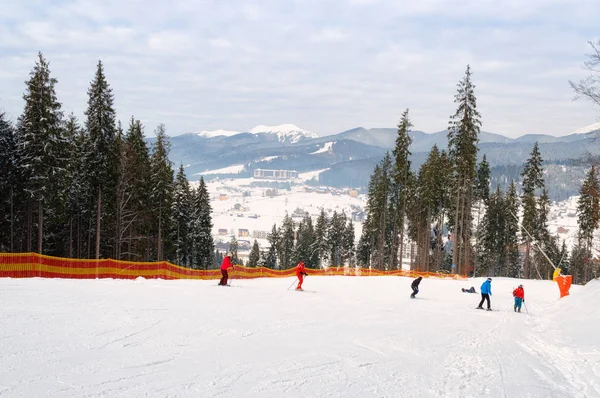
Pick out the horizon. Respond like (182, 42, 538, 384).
(1, 1, 599, 138)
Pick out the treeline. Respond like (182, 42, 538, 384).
(0, 53, 216, 268)
(359, 66, 600, 284)
(238, 210, 355, 269)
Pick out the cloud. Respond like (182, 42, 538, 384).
(0, 0, 598, 138)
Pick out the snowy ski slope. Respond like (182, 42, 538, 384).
(0, 276, 598, 397)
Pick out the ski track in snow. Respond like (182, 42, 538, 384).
(0, 277, 597, 397)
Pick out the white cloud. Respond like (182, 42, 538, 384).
(0, 0, 598, 138)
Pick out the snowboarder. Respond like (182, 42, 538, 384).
(477, 278, 492, 310)
(296, 261, 308, 290)
(462, 286, 476, 293)
(219, 254, 234, 286)
(513, 284, 525, 312)
(410, 276, 422, 298)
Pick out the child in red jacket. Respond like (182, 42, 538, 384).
(513, 284, 525, 312)
(296, 261, 308, 290)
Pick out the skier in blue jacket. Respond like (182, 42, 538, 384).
(477, 278, 492, 310)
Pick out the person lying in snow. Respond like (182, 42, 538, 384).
(461, 286, 476, 293)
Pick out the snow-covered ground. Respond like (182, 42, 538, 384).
(0, 276, 598, 397)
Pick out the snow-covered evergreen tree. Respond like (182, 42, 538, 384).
(192, 177, 214, 269)
(447, 65, 481, 276)
(266, 224, 279, 269)
(17, 52, 66, 254)
(248, 240, 260, 267)
(172, 164, 193, 266)
(0, 111, 16, 251)
(84, 60, 118, 259)
(149, 123, 174, 261)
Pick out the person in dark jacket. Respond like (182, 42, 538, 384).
(477, 278, 492, 310)
(410, 276, 422, 298)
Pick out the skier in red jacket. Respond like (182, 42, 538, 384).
(219, 255, 234, 286)
(513, 284, 525, 312)
(296, 261, 308, 290)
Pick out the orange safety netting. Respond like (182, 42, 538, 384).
(0, 253, 468, 280)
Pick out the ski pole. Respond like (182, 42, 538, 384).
(287, 277, 298, 290)
(524, 301, 529, 314)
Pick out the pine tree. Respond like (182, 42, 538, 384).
(149, 124, 174, 261)
(520, 142, 545, 278)
(0, 111, 16, 251)
(248, 240, 260, 267)
(447, 65, 481, 275)
(191, 177, 214, 269)
(84, 60, 118, 259)
(476, 187, 506, 276)
(16, 52, 66, 254)
(172, 164, 193, 266)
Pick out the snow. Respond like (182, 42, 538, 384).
(568, 122, 600, 136)
(197, 164, 246, 175)
(298, 168, 329, 181)
(258, 156, 279, 162)
(1, 276, 598, 397)
(193, 129, 240, 138)
(250, 124, 319, 143)
(310, 141, 334, 155)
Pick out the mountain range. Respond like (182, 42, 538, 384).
(149, 122, 600, 201)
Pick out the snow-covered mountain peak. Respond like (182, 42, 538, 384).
(249, 124, 318, 143)
(569, 122, 600, 136)
(194, 129, 241, 138)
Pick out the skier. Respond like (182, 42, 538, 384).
(461, 286, 476, 293)
(296, 261, 308, 290)
(513, 284, 525, 312)
(477, 278, 492, 310)
(410, 276, 422, 298)
(219, 254, 234, 286)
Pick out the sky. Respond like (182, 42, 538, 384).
(1, 0, 599, 138)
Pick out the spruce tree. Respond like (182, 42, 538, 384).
(17, 52, 66, 254)
(266, 224, 279, 268)
(228, 236, 239, 265)
(520, 142, 545, 278)
(0, 111, 16, 251)
(314, 208, 328, 267)
(84, 60, 118, 259)
(447, 65, 481, 275)
(576, 166, 600, 281)
(120, 118, 152, 260)
(576, 166, 600, 248)
(343, 218, 356, 267)
(248, 240, 260, 267)
(149, 124, 174, 261)
(504, 181, 521, 278)
(278, 214, 295, 269)
(192, 177, 214, 269)
(391, 109, 412, 269)
(172, 164, 193, 266)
